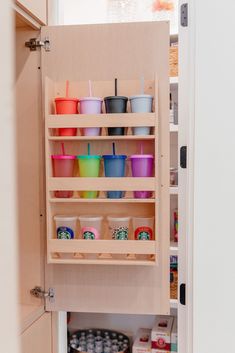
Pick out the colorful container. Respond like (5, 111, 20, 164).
(130, 154, 154, 198)
(78, 215, 103, 239)
(54, 215, 77, 239)
(107, 216, 130, 240)
(55, 97, 79, 136)
(52, 155, 76, 198)
(103, 155, 127, 198)
(130, 94, 153, 135)
(133, 217, 154, 240)
(77, 155, 101, 198)
(79, 97, 103, 136)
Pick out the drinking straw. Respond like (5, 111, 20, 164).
(88, 80, 93, 97)
(61, 142, 65, 155)
(87, 143, 90, 156)
(140, 76, 144, 95)
(112, 142, 116, 155)
(115, 78, 117, 96)
(65, 80, 69, 98)
(140, 142, 144, 155)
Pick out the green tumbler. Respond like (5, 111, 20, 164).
(77, 155, 101, 198)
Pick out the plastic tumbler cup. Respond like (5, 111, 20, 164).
(77, 155, 101, 198)
(130, 154, 154, 198)
(103, 155, 127, 198)
(104, 96, 128, 136)
(54, 215, 77, 239)
(107, 216, 130, 240)
(79, 97, 103, 136)
(130, 94, 153, 135)
(55, 97, 79, 136)
(52, 155, 76, 198)
(133, 216, 154, 240)
(78, 215, 103, 239)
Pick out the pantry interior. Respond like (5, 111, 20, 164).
(14, 2, 183, 353)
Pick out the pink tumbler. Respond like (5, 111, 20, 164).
(130, 154, 154, 198)
(52, 155, 76, 198)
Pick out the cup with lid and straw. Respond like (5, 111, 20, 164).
(51, 143, 76, 198)
(77, 143, 101, 198)
(130, 76, 153, 135)
(54, 80, 79, 136)
(79, 80, 103, 136)
(104, 78, 128, 136)
(103, 142, 127, 199)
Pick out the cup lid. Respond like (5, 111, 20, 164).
(54, 215, 77, 221)
(104, 96, 128, 101)
(129, 94, 153, 100)
(77, 155, 101, 159)
(103, 155, 127, 160)
(130, 154, 154, 159)
(107, 216, 131, 222)
(55, 97, 79, 102)
(52, 155, 76, 160)
(78, 215, 103, 221)
(79, 97, 103, 102)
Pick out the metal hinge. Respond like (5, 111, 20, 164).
(30, 286, 55, 302)
(181, 3, 188, 27)
(25, 37, 50, 51)
(180, 283, 186, 305)
(180, 146, 187, 168)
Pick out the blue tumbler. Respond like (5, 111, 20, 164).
(103, 155, 127, 198)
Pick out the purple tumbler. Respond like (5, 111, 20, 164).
(130, 154, 154, 198)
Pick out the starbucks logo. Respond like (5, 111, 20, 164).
(113, 227, 128, 240)
(135, 226, 153, 240)
(57, 226, 74, 239)
(83, 231, 95, 240)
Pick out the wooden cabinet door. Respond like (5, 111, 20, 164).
(21, 313, 52, 353)
(16, 0, 47, 25)
(41, 22, 170, 315)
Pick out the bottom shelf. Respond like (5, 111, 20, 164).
(47, 239, 157, 265)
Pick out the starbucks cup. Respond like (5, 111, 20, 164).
(55, 97, 79, 136)
(52, 155, 76, 198)
(130, 154, 154, 198)
(78, 215, 103, 239)
(54, 215, 77, 239)
(103, 155, 127, 198)
(79, 97, 103, 136)
(77, 155, 101, 198)
(104, 96, 128, 136)
(107, 216, 130, 240)
(130, 94, 153, 135)
(133, 217, 154, 240)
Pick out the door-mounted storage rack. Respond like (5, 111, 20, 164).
(45, 76, 169, 265)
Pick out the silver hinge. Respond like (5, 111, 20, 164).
(30, 286, 55, 302)
(181, 3, 188, 27)
(25, 37, 50, 51)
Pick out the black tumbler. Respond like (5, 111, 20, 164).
(104, 96, 128, 135)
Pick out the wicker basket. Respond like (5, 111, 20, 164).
(170, 268, 178, 299)
(169, 46, 178, 77)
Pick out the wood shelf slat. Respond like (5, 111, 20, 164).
(49, 198, 156, 203)
(48, 135, 155, 141)
(47, 113, 156, 128)
(48, 258, 156, 266)
(48, 177, 156, 191)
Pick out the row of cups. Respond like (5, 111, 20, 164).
(54, 215, 155, 241)
(55, 94, 153, 137)
(52, 153, 154, 199)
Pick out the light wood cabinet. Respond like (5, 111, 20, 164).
(16, 0, 47, 25)
(21, 313, 52, 353)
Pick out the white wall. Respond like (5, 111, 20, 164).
(191, 0, 235, 352)
(0, 1, 19, 352)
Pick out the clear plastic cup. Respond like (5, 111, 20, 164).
(130, 154, 154, 198)
(78, 215, 103, 239)
(130, 94, 153, 135)
(77, 155, 101, 198)
(55, 97, 79, 136)
(79, 97, 103, 136)
(107, 216, 130, 240)
(103, 155, 127, 198)
(52, 155, 76, 198)
(132, 216, 154, 240)
(54, 215, 77, 239)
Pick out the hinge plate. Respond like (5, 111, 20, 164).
(25, 37, 50, 52)
(181, 3, 188, 27)
(30, 286, 55, 302)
